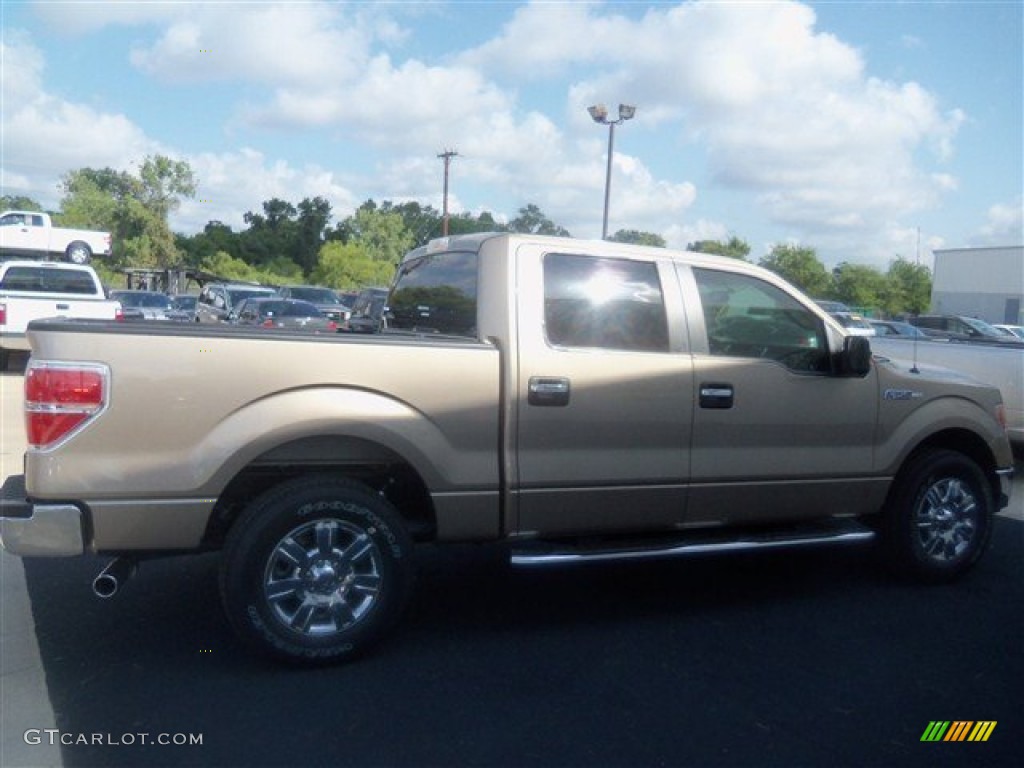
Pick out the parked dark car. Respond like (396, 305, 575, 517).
(336, 290, 360, 308)
(166, 294, 198, 322)
(109, 290, 174, 321)
(231, 298, 338, 333)
(196, 283, 278, 323)
(341, 287, 389, 333)
(276, 285, 351, 323)
(909, 314, 1024, 345)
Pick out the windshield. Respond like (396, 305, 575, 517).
(962, 317, 1002, 336)
(228, 288, 276, 304)
(257, 300, 322, 317)
(287, 287, 340, 304)
(114, 292, 171, 309)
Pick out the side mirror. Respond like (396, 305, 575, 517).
(839, 335, 871, 377)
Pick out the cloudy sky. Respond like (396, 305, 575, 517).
(1, 0, 1021, 268)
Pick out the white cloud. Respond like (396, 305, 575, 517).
(0, 33, 159, 205)
(459, 0, 966, 264)
(129, 3, 372, 87)
(174, 148, 359, 233)
(978, 197, 1024, 245)
(9, 1, 982, 268)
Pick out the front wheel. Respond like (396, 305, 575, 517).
(220, 476, 416, 665)
(880, 449, 994, 583)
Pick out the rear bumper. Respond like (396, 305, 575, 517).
(0, 474, 84, 556)
(0, 331, 30, 351)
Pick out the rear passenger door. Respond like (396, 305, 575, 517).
(513, 246, 694, 537)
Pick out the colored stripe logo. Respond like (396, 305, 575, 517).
(921, 721, 997, 742)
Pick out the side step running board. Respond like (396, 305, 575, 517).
(510, 520, 876, 567)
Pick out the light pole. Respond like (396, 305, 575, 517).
(588, 103, 635, 239)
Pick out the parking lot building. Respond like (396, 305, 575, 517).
(931, 245, 1024, 324)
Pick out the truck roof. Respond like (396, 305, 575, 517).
(410, 231, 788, 283)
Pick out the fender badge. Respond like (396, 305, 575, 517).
(884, 389, 923, 401)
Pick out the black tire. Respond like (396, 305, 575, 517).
(65, 242, 92, 265)
(880, 449, 993, 583)
(220, 476, 416, 665)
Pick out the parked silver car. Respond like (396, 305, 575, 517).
(109, 290, 174, 321)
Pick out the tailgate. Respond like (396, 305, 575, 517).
(2, 296, 118, 332)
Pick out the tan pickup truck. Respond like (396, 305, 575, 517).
(0, 233, 1014, 664)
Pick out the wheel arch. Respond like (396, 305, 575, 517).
(201, 434, 437, 549)
(894, 427, 1001, 506)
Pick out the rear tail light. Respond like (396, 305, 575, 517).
(326, 321, 338, 332)
(25, 362, 109, 449)
(0, 302, 6, 326)
(262, 319, 274, 328)
(114, 303, 124, 322)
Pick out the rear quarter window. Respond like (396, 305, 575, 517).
(389, 251, 477, 336)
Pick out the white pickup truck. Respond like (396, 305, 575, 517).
(871, 336, 1024, 447)
(0, 210, 111, 265)
(0, 260, 122, 368)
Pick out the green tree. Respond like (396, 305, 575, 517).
(0, 195, 44, 211)
(508, 204, 570, 237)
(831, 262, 887, 311)
(241, 198, 298, 267)
(138, 155, 196, 221)
(310, 241, 395, 289)
(689, 236, 750, 261)
(759, 244, 831, 297)
(57, 168, 127, 232)
(58, 155, 196, 268)
(380, 201, 444, 245)
(885, 257, 932, 316)
(177, 221, 241, 267)
(340, 204, 416, 265)
(295, 196, 332, 274)
(610, 230, 666, 247)
(447, 210, 504, 237)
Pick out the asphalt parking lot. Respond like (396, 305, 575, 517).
(1, 352, 1022, 767)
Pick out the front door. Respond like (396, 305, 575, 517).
(682, 265, 881, 526)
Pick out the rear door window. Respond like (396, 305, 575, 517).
(543, 253, 668, 352)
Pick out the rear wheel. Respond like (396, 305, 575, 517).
(65, 242, 92, 265)
(881, 449, 993, 582)
(220, 476, 415, 664)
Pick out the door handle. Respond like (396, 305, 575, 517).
(529, 377, 571, 406)
(699, 382, 734, 409)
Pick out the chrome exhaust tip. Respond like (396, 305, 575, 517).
(92, 557, 137, 599)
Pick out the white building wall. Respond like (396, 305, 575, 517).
(931, 246, 1024, 324)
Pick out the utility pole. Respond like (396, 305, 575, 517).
(438, 149, 459, 236)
